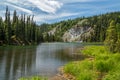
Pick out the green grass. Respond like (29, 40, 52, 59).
(64, 46, 120, 80)
(81, 42, 103, 45)
(18, 76, 47, 80)
(64, 60, 95, 80)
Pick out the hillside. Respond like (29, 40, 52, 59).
(40, 12, 120, 42)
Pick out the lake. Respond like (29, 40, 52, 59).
(0, 43, 84, 80)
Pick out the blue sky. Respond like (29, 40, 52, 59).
(0, 0, 120, 24)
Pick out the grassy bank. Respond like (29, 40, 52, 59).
(19, 76, 47, 80)
(64, 46, 120, 80)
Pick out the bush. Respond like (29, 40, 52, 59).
(19, 76, 47, 80)
(95, 59, 114, 73)
(64, 62, 81, 76)
(82, 46, 107, 56)
(103, 70, 120, 80)
(76, 70, 95, 80)
(64, 60, 94, 79)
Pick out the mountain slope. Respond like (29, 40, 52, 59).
(41, 12, 120, 42)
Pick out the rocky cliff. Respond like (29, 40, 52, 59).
(62, 25, 94, 42)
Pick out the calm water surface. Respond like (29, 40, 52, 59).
(0, 43, 84, 80)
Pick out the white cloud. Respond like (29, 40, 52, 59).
(7, 0, 33, 6)
(7, 0, 19, 3)
(59, 0, 106, 3)
(0, 0, 118, 24)
(34, 12, 79, 22)
(5, 2, 33, 14)
(27, 0, 63, 14)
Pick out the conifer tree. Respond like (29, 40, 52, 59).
(115, 23, 120, 52)
(104, 20, 117, 53)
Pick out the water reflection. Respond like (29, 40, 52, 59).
(35, 43, 84, 77)
(0, 43, 83, 80)
(0, 47, 36, 80)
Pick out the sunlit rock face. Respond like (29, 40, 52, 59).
(62, 19, 94, 42)
(48, 27, 57, 35)
(62, 25, 91, 42)
(46, 19, 94, 42)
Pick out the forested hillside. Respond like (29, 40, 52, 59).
(0, 7, 120, 45)
(41, 12, 120, 42)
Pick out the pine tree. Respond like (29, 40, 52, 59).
(4, 6, 9, 44)
(12, 10, 17, 35)
(0, 17, 4, 44)
(8, 11, 12, 44)
(104, 20, 117, 53)
(115, 23, 120, 52)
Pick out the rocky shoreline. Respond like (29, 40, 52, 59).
(49, 67, 75, 80)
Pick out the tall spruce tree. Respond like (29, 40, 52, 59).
(104, 20, 117, 53)
(116, 23, 120, 52)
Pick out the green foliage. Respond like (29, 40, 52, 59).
(64, 46, 120, 80)
(103, 71, 120, 80)
(104, 20, 118, 53)
(77, 70, 95, 80)
(115, 23, 120, 52)
(81, 46, 107, 56)
(95, 59, 114, 72)
(104, 20, 120, 53)
(19, 76, 47, 80)
(64, 60, 95, 80)
(103, 64, 120, 80)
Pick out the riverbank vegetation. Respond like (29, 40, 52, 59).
(61, 18, 120, 80)
(19, 76, 47, 80)
(104, 20, 120, 53)
(64, 46, 120, 80)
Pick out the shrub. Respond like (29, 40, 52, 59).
(82, 46, 107, 56)
(64, 62, 81, 76)
(103, 70, 120, 80)
(64, 60, 94, 78)
(95, 59, 114, 73)
(77, 70, 95, 80)
(19, 76, 47, 80)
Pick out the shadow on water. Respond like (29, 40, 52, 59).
(0, 43, 84, 80)
(0, 46, 36, 80)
